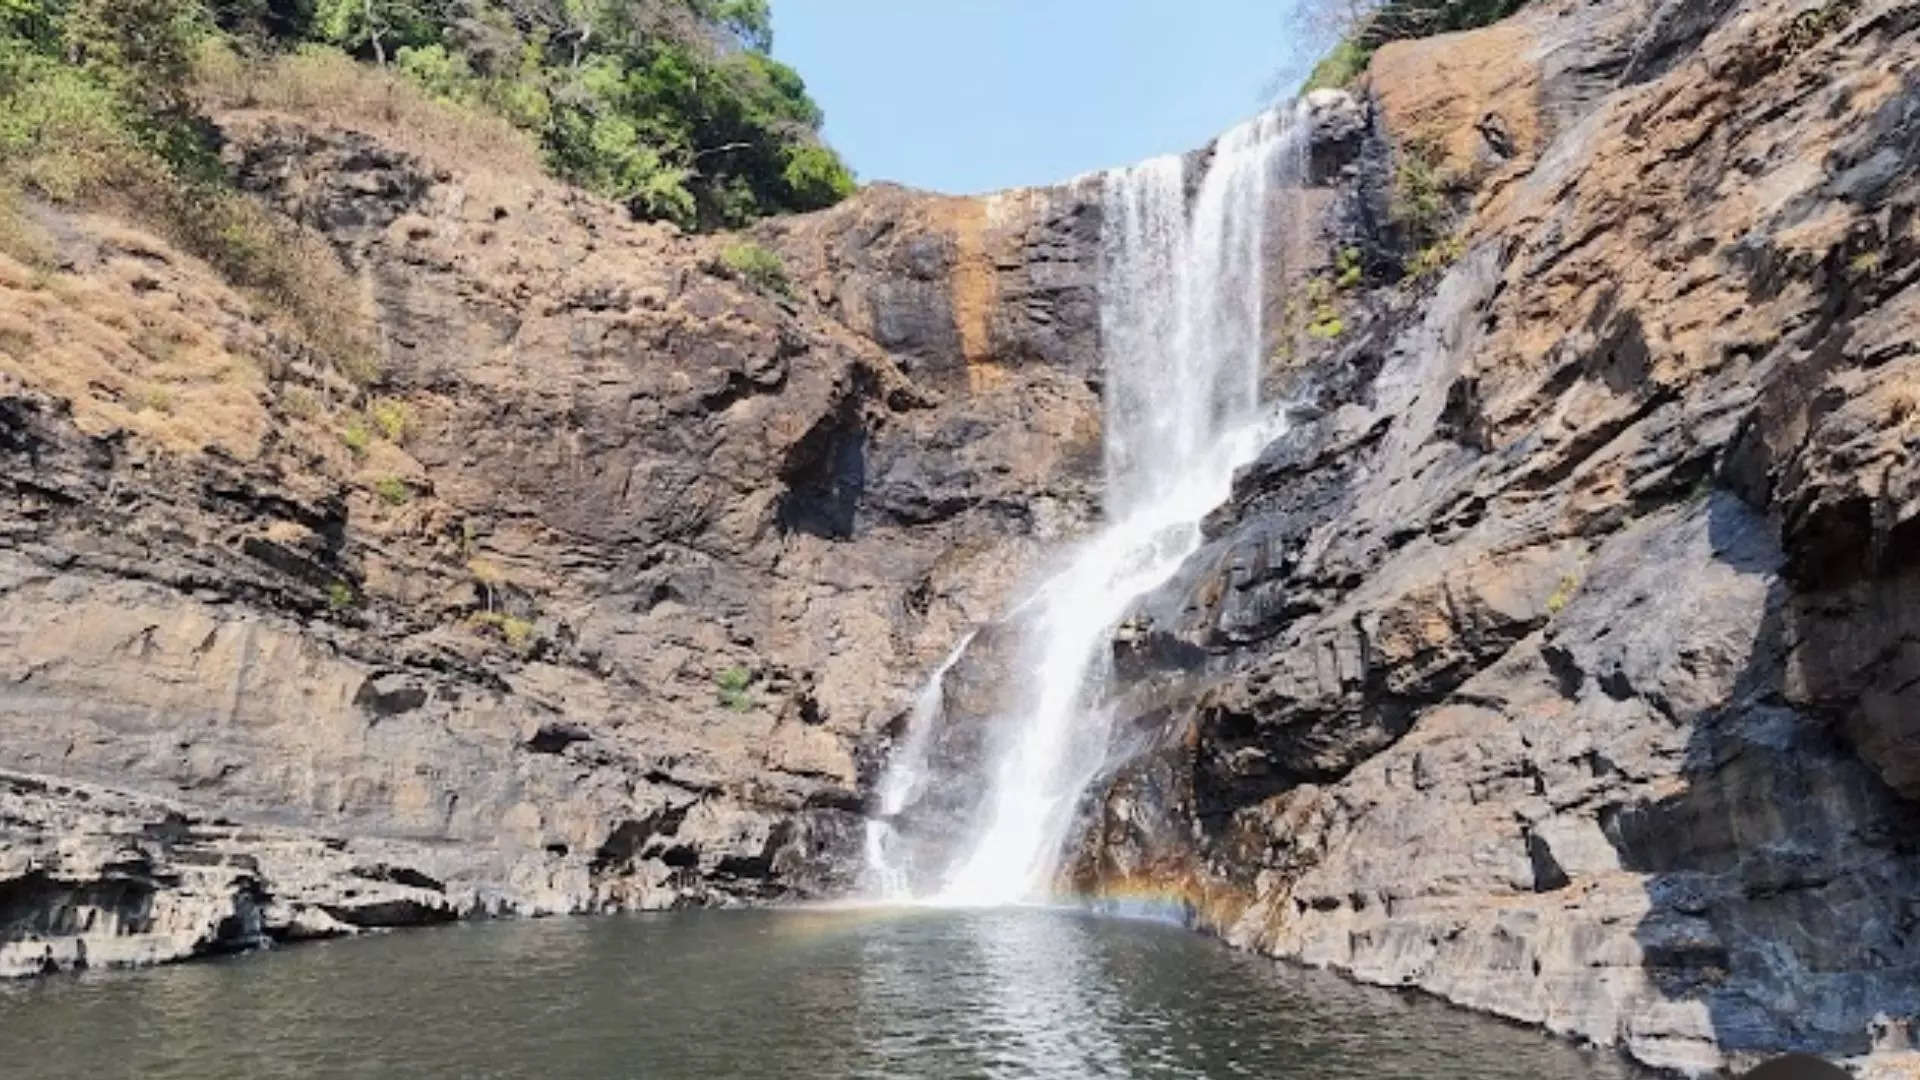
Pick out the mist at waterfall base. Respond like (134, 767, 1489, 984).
(863, 109, 1301, 907)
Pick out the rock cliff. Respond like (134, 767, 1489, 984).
(3, 0, 1918, 1072)
(1063, 0, 1920, 1073)
(0, 108, 1104, 974)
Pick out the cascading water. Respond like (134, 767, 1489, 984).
(865, 107, 1303, 906)
(862, 634, 974, 900)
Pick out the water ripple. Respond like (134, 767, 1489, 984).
(0, 908, 1649, 1079)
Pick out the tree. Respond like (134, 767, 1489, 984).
(64, 0, 203, 114)
(312, 0, 445, 64)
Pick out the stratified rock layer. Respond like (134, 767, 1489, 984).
(3, 0, 1918, 1072)
(0, 111, 1106, 970)
(1066, 0, 1920, 1073)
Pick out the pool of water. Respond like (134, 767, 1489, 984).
(0, 906, 1646, 1078)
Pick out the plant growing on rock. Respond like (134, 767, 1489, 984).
(1546, 573, 1580, 617)
(1390, 137, 1463, 280)
(467, 557, 505, 612)
(1406, 233, 1465, 282)
(1781, 0, 1860, 56)
(715, 665, 754, 711)
(342, 417, 371, 456)
(368, 397, 412, 442)
(1334, 245, 1364, 289)
(469, 610, 534, 651)
(281, 385, 322, 419)
(373, 475, 410, 505)
(137, 385, 175, 413)
(327, 580, 356, 610)
(716, 240, 790, 297)
(1303, 277, 1346, 340)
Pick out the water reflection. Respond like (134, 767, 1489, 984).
(0, 908, 1648, 1079)
(978, 908, 1128, 1077)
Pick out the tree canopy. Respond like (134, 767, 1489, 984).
(1, 0, 854, 232)
(217, 0, 854, 229)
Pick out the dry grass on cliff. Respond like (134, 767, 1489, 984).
(0, 223, 274, 459)
(195, 45, 545, 182)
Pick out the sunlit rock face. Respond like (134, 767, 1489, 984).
(1059, 0, 1920, 1073)
(0, 116, 1111, 962)
(5, 0, 1920, 1073)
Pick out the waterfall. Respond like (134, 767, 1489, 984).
(863, 634, 975, 900)
(864, 107, 1303, 906)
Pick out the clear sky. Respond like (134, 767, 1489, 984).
(771, 2, 1320, 195)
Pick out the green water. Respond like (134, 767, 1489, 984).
(0, 907, 1646, 1079)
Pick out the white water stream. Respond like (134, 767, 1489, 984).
(866, 108, 1304, 906)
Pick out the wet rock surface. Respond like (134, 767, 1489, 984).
(1065, 0, 1920, 1073)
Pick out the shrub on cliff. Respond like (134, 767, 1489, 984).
(207, 0, 856, 230)
(0, 0, 375, 374)
(716, 239, 789, 296)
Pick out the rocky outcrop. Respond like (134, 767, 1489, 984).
(0, 107, 1106, 970)
(4, 0, 1918, 1072)
(1065, 0, 1920, 1073)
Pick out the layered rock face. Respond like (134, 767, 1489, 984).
(0, 111, 1104, 971)
(1066, 0, 1920, 1072)
(4, 0, 1918, 1072)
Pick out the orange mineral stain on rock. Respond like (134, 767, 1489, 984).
(943, 193, 1006, 394)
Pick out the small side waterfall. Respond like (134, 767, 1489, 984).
(862, 634, 974, 900)
(865, 108, 1303, 906)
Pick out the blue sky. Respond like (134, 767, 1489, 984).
(772, 2, 1320, 195)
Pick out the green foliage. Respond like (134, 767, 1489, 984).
(781, 143, 856, 208)
(9, 0, 854, 243)
(65, 0, 205, 118)
(535, 37, 853, 228)
(0, 0, 377, 378)
(368, 396, 411, 442)
(327, 580, 356, 610)
(694, 0, 773, 51)
(0, 54, 144, 201)
(1546, 573, 1580, 617)
(1298, 274, 1345, 341)
(1307, 312, 1345, 340)
(273, 0, 855, 230)
(1406, 233, 1465, 281)
(1390, 138, 1459, 280)
(469, 610, 534, 651)
(1302, 38, 1370, 92)
(1334, 245, 1363, 289)
(342, 417, 371, 456)
(311, 0, 445, 63)
(715, 664, 753, 711)
(395, 42, 471, 96)
(718, 239, 789, 296)
(374, 475, 411, 505)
